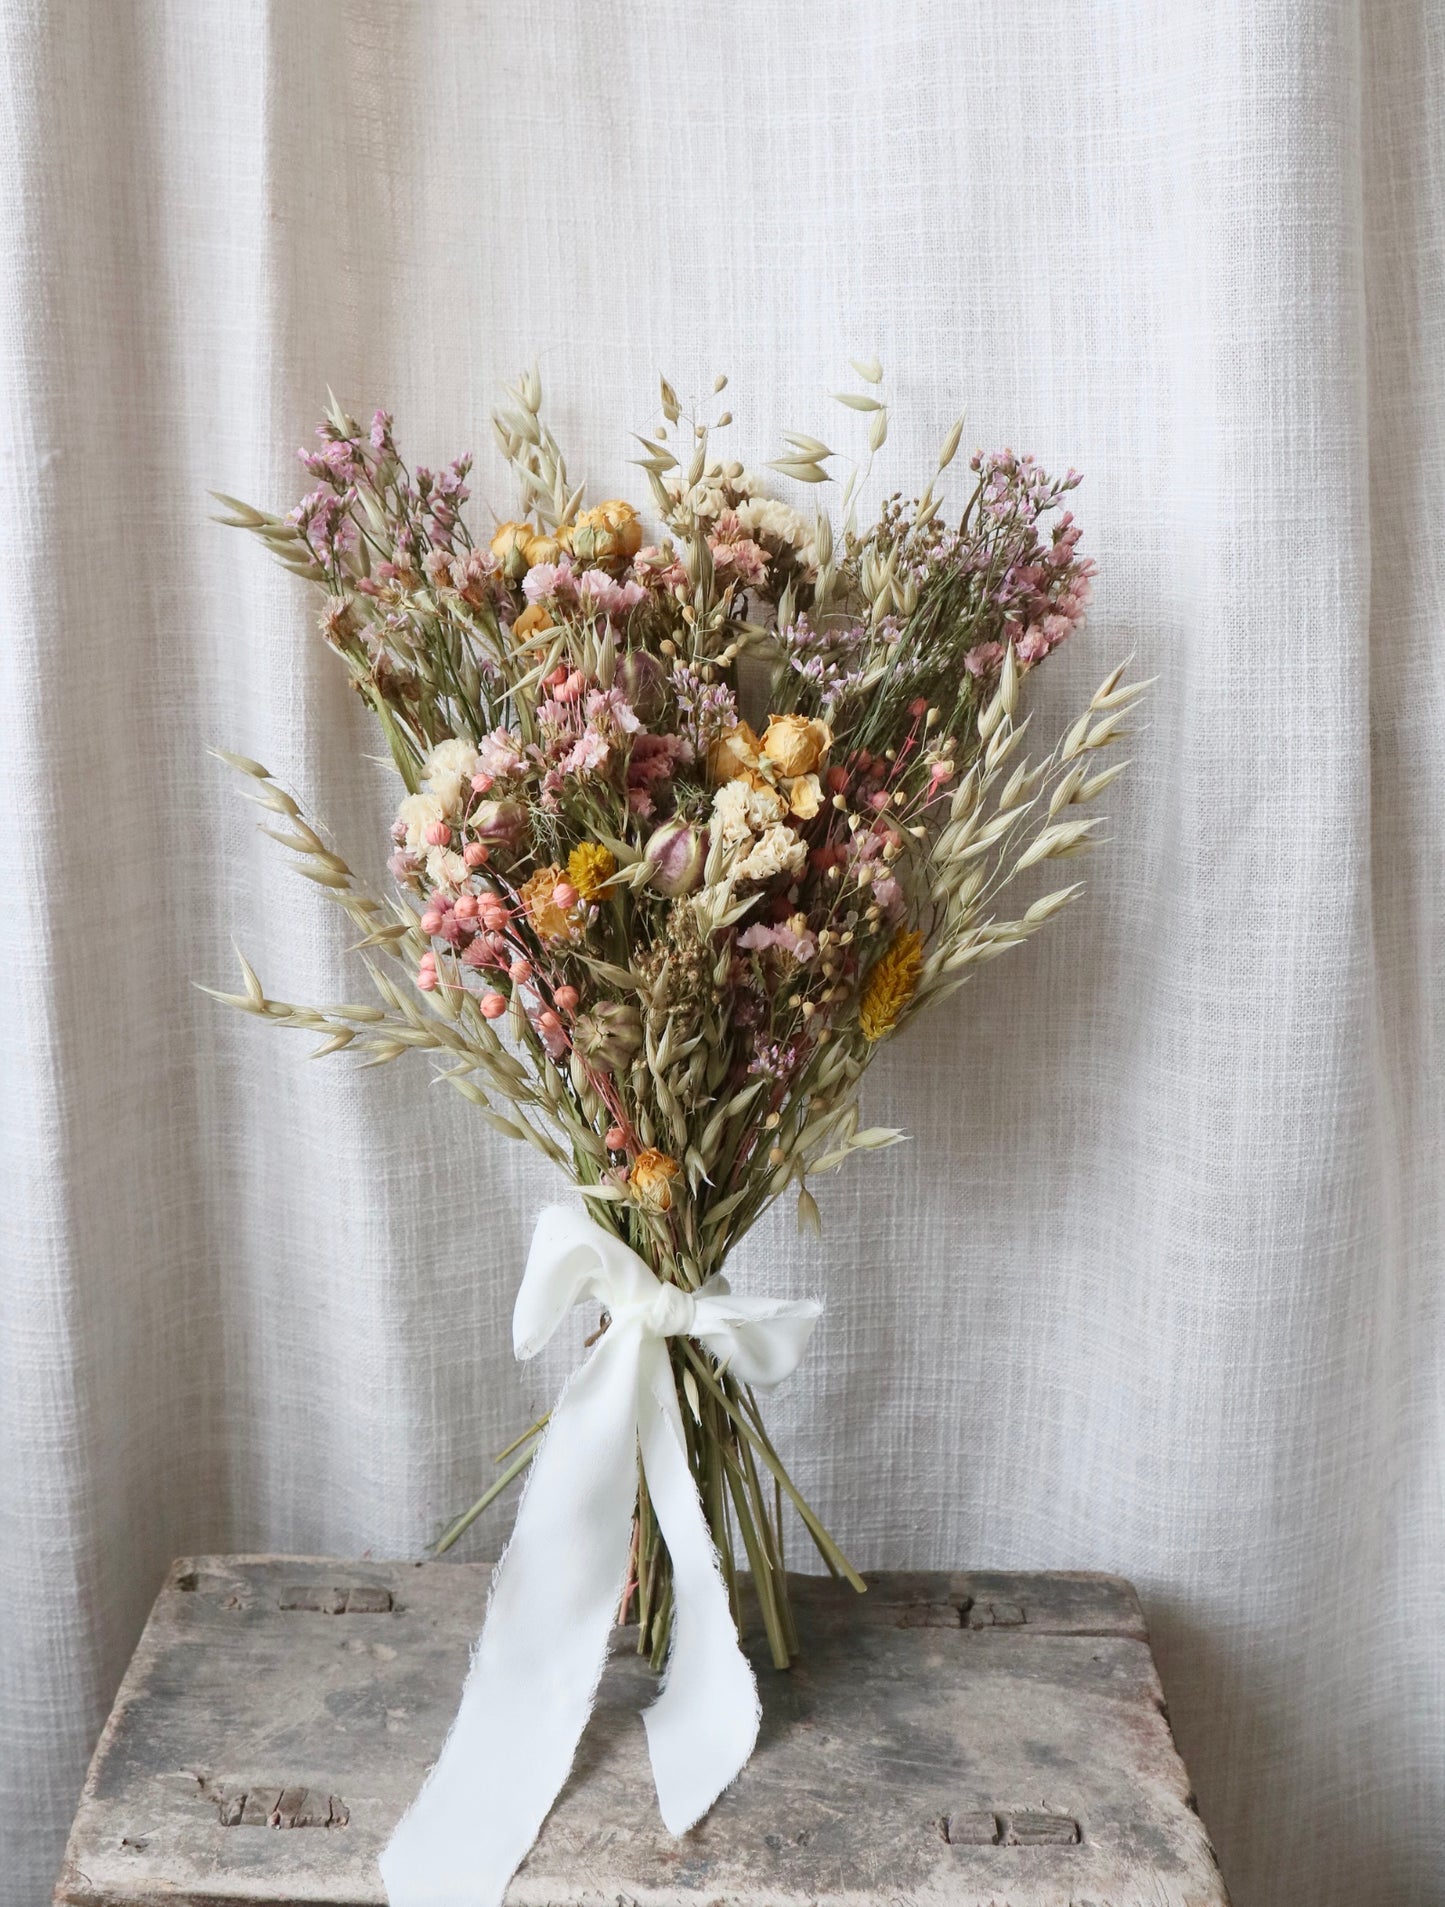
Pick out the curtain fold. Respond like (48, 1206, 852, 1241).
(2, 4, 1440, 1903)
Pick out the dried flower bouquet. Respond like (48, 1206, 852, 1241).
(210, 363, 1140, 1672)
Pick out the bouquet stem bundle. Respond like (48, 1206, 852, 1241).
(208, 364, 1141, 1665)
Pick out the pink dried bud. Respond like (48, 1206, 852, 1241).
(615, 649, 666, 722)
(538, 1010, 561, 1034)
(420, 908, 444, 934)
(552, 880, 579, 909)
(479, 992, 508, 1019)
(462, 841, 489, 868)
(419, 950, 437, 969)
(481, 903, 510, 933)
(908, 696, 929, 718)
(508, 958, 533, 984)
(471, 798, 528, 849)
(425, 821, 452, 847)
(643, 819, 707, 898)
(470, 771, 495, 794)
(547, 664, 570, 689)
(453, 894, 479, 920)
(416, 966, 439, 991)
(554, 985, 580, 1014)
(605, 1125, 627, 1150)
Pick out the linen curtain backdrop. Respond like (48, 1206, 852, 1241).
(2, 3, 1441, 1903)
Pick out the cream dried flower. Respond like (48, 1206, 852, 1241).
(396, 791, 446, 848)
(422, 738, 481, 812)
(712, 776, 787, 847)
(733, 823, 807, 884)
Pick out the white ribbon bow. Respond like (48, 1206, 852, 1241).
(379, 1204, 822, 1907)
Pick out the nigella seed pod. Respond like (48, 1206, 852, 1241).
(573, 1002, 643, 1071)
(643, 819, 708, 897)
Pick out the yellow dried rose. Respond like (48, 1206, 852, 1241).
(511, 602, 555, 641)
(490, 520, 536, 582)
(761, 713, 832, 779)
(570, 499, 643, 565)
(517, 864, 582, 943)
(628, 1148, 680, 1213)
(858, 929, 924, 1041)
(523, 525, 572, 567)
(707, 720, 761, 785)
(566, 842, 618, 903)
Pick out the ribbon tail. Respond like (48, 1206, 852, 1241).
(636, 1338, 761, 1835)
(379, 1329, 643, 1907)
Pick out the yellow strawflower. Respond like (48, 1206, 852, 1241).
(858, 929, 924, 1042)
(567, 842, 618, 903)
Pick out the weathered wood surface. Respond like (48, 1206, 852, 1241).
(55, 1556, 1230, 1907)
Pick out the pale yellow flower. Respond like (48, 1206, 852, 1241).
(570, 499, 643, 565)
(511, 602, 555, 641)
(518, 864, 582, 943)
(761, 713, 831, 779)
(524, 526, 572, 567)
(785, 772, 823, 820)
(708, 721, 762, 785)
(490, 520, 536, 581)
(628, 1148, 680, 1213)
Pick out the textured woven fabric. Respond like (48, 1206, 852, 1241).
(2, 4, 1441, 1903)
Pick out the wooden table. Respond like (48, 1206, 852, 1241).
(55, 1556, 1230, 1906)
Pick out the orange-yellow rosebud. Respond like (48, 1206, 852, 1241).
(511, 602, 555, 641)
(490, 520, 536, 582)
(570, 499, 643, 566)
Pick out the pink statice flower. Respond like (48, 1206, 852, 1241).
(738, 917, 819, 963)
(290, 486, 358, 565)
(625, 732, 692, 818)
(707, 513, 769, 586)
(576, 568, 646, 620)
(583, 687, 641, 736)
(633, 544, 688, 592)
(561, 729, 611, 777)
(476, 727, 526, 779)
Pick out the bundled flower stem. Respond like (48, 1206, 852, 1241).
(208, 365, 1141, 1668)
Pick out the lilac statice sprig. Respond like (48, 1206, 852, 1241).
(670, 661, 739, 758)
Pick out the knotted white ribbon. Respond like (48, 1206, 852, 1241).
(378, 1204, 822, 1907)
